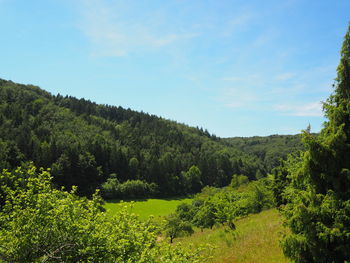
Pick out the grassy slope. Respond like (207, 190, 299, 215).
(104, 197, 193, 221)
(175, 209, 290, 263)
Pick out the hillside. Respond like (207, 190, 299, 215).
(223, 135, 304, 173)
(0, 79, 302, 197)
(175, 209, 289, 263)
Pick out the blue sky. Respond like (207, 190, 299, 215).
(1, 0, 349, 137)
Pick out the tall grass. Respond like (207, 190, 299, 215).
(105, 199, 290, 262)
(175, 209, 290, 263)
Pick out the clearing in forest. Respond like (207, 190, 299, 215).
(104, 197, 193, 221)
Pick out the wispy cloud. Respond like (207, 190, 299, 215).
(218, 64, 333, 115)
(77, 0, 199, 57)
(275, 102, 323, 117)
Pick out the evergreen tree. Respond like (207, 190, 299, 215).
(281, 24, 350, 263)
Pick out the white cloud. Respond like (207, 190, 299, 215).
(77, 0, 199, 57)
(275, 102, 323, 117)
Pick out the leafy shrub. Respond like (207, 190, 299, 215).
(101, 176, 159, 199)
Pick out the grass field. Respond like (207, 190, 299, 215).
(104, 199, 290, 262)
(104, 197, 193, 221)
(175, 209, 290, 263)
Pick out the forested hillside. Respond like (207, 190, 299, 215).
(0, 79, 302, 197)
(223, 135, 304, 173)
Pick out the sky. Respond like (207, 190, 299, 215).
(0, 0, 349, 137)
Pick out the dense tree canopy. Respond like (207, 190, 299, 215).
(223, 135, 304, 173)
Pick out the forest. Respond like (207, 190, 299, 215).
(0, 20, 349, 263)
(0, 79, 302, 198)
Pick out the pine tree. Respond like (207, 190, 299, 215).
(281, 24, 350, 263)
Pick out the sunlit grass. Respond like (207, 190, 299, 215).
(175, 209, 290, 263)
(104, 197, 193, 221)
(105, 199, 290, 262)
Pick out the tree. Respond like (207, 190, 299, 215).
(248, 181, 274, 213)
(281, 24, 350, 263)
(230, 174, 249, 188)
(184, 165, 203, 193)
(164, 213, 194, 243)
(100, 173, 120, 199)
(175, 203, 195, 222)
(272, 154, 301, 207)
(129, 157, 139, 179)
(192, 200, 217, 230)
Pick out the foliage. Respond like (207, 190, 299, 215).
(101, 177, 159, 199)
(170, 178, 275, 238)
(230, 174, 249, 188)
(280, 24, 350, 263)
(0, 165, 211, 262)
(175, 202, 196, 222)
(272, 154, 301, 207)
(223, 134, 304, 174)
(181, 165, 203, 193)
(193, 200, 217, 230)
(163, 213, 194, 243)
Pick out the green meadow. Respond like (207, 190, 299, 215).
(104, 197, 193, 221)
(175, 209, 290, 263)
(105, 197, 290, 263)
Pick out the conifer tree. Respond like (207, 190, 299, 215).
(281, 24, 350, 263)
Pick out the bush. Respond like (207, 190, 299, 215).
(172, 178, 275, 232)
(101, 177, 159, 199)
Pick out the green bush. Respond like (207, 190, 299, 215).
(101, 176, 159, 199)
